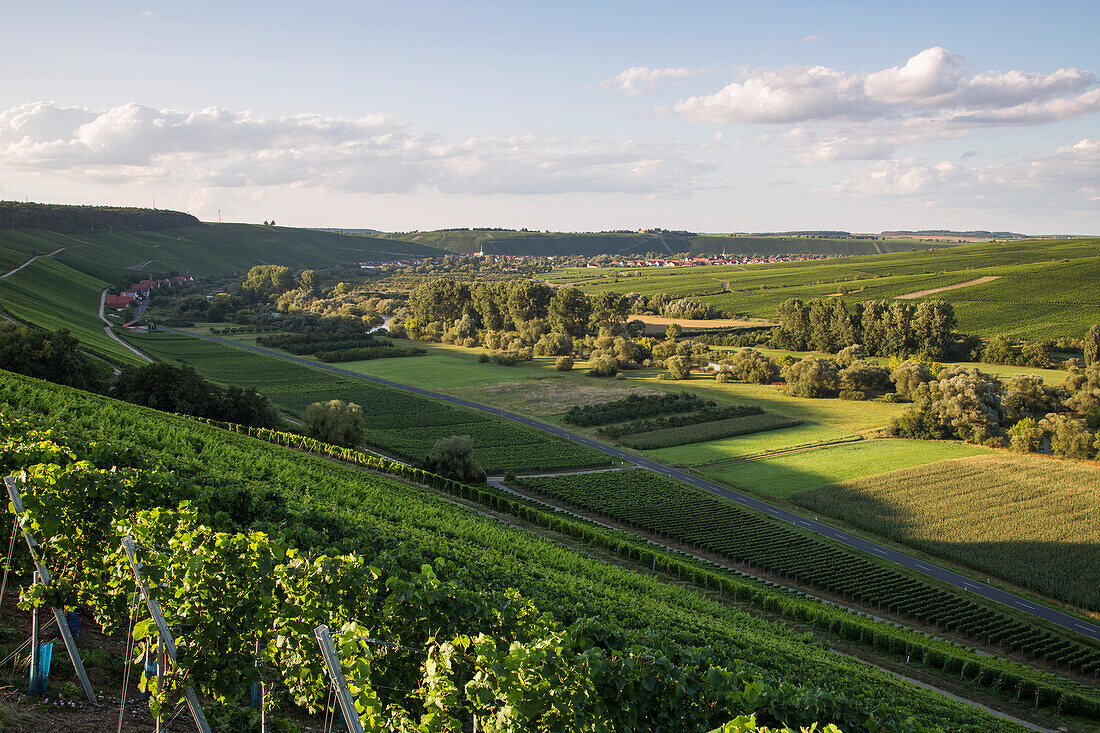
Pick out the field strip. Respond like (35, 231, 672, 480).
(157, 327, 1100, 644)
(694, 434, 866, 467)
(896, 275, 1001, 299)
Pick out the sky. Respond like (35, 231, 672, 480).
(1, 1, 1098, 233)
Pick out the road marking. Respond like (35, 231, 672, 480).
(914, 562, 934, 572)
(870, 548, 888, 557)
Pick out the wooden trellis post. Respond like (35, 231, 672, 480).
(121, 536, 212, 733)
(3, 476, 97, 704)
(313, 624, 366, 733)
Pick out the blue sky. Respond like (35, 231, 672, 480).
(1, 1, 1097, 232)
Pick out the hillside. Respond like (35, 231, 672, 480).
(0, 200, 199, 233)
(0, 219, 444, 363)
(383, 228, 958, 257)
(0, 370, 1041, 731)
(548, 237, 1100, 338)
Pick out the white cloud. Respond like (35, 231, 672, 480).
(600, 67, 707, 96)
(822, 138, 1100, 209)
(673, 47, 1099, 162)
(0, 101, 714, 197)
(801, 34, 828, 44)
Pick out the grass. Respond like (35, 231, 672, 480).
(792, 452, 1100, 610)
(122, 331, 609, 473)
(0, 257, 142, 364)
(701, 439, 989, 498)
(644, 423, 861, 466)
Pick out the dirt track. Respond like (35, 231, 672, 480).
(896, 275, 1000, 299)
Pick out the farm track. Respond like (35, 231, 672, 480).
(159, 327, 1100, 644)
(0, 246, 69, 280)
(896, 275, 1002, 299)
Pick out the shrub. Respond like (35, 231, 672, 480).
(302, 399, 363, 447)
(715, 372, 730, 383)
(1009, 417, 1042, 453)
(890, 360, 934, 401)
(725, 348, 779, 384)
(422, 435, 486, 483)
(478, 353, 491, 363)
(1039, 413, 1096, 459)
(781, 357, 839, 398)
(555, 355, 575, 371)
(840, 361, 892, 395)
(666, 355, 693, 380)
(835, 344, 867, 368)
(838, 389, 867, 401)
(587, 354, 619, 377)
(533, 332, 574, 357)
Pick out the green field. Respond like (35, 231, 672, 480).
(0, 257, 142, 364)
(552, 238, 1100, 338)
(793, 453, 1100, 610)
(124, 331, 608, 473)
(644, 422, 861, 466)
(701, 439, 989, 498)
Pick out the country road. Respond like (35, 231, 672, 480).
(162, 327, 1100, 644)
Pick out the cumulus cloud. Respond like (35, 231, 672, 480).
(600, 67, 707, 96)
(0, 101, 714, 196)
(822, 138, 1100, 208)
(672, 47, 1099, 162)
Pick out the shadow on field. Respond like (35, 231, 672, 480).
(791, 485, 1100, 612)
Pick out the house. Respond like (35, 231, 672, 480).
(105, 294, 135, 310)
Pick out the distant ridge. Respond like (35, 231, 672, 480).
(881, 229, 1029, 239)
(0, 201, 199, 234)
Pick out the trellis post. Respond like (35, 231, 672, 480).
(3, 475, 97, 703)
(121, 536, 212, 733)
(313, 624, 366, 733)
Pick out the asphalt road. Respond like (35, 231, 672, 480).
(164, 328, 1100, 643)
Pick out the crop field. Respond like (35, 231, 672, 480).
(643, 423, 861, 466)
(619, 412, 800, 450)
(793, 453, 1100, 610)
(1, 370, 1067, 732)
(701, 439, 989, 498)
(551, 238, 1100, 338)
(514, 469, 1100, 675)
(0, 257, 142, 364)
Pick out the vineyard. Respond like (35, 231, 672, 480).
(552, 237, 1100, 338)
(0, 370, 1037, 731)
(123, 332, 610, 473)
(514, 471, 1100, 677)
(792, 453, 1100, 610)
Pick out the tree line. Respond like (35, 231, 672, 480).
(772, 298, 959, 359)
(0, 201, 198, 233)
